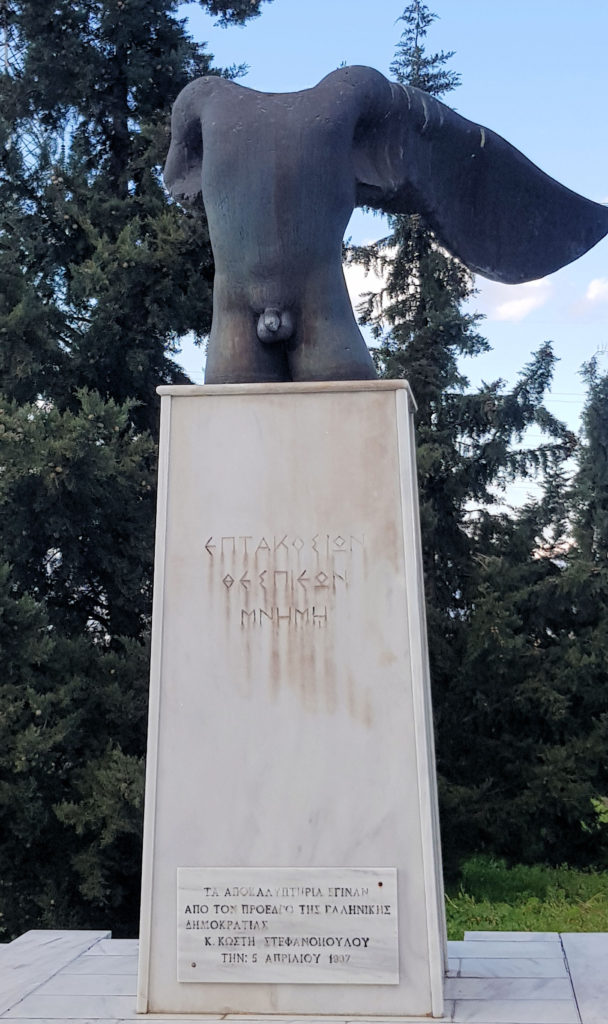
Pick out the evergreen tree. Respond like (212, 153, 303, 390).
(443, 376, 608, 868)
(350, 2, 574, 873)
(0, 0, 271, 937)
(572, 359, 608, 562)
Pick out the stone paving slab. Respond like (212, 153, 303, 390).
(79, 941, 139, 957)
(31, 974, 137, 998)
(59, 957, 139, 977)
(0, 931, 111, 1017)
(451, 999, 579, 1024)
(454, 957, 569, 979)
(560, 933, 608, 1024)
(449, 940, 566, 959)
(2, 930, 604, 1023)
(464, 932, 561, 943)
(445, 977, 573, 1000)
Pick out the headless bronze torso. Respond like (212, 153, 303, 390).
(165, 67, 608, 384)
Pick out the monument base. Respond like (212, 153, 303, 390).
(137, 381, 446, 1017)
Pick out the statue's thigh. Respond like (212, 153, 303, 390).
(204, 322, 291, 384)
(287, 323, 376, 382)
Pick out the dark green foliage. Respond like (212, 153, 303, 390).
(441, 364, 608, 872)
(0, 392, 155, 937)
(0, 0, 222, 432)
(435, 367, 608, 874)
(441, 510, 608, 870)
(0, 392, 156, 636)
(573, 359, 608, 560)
(0, 0, 271, 938)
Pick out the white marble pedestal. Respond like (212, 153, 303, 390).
(137, 381, 446, 1017)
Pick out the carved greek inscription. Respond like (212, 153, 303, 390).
(205, 533, 365, 629)
(204, 534, 365, 559)
(240, 607, 328, 628)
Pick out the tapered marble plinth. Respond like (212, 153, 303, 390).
(137, 381, 446, 1017)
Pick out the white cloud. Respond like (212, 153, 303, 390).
(585, 277, 608, 303)
(492, 279, 552, 322)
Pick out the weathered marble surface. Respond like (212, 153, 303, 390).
(137, 382, 445, 1016)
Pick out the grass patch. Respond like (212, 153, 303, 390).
(445, 856, 608, 939)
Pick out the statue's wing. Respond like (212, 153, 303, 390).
(164, 78, 208, 202)
(354, 80, 608, 283)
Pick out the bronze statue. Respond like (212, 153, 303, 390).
(165, 66, 608, 384)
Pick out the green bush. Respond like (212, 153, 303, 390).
(446, 857, 608, 939)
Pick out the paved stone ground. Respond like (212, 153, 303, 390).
(1, 930, 606, 1023)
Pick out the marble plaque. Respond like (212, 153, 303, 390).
(177, 867, 399, 984)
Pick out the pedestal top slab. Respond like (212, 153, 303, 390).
(156, 379, 416, 404)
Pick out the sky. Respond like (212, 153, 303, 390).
(176, 0, 608, 445)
